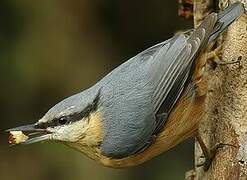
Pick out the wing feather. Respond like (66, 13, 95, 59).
(150, 14, 217, 134)
(100, 13, 219, 158)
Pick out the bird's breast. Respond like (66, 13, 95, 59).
(65, 111, 104, 161)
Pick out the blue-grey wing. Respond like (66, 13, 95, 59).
(100, 14, 217, 158)
(149, 14, 217, 134)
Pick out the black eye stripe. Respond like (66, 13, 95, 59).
(58, 116, 68, 125)
(35, 122, 48, 129)
(48, 89, 101, 127)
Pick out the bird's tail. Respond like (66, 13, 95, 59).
(209, 2, 244, 42)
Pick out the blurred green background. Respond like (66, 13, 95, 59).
(0, 0, 194, 179)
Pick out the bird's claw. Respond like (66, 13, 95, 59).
(196, 136, 237, 171)
(207, 45, 242, 69)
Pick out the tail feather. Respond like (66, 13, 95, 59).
(209, 2, 244, 42)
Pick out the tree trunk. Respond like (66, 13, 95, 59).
(186, 0, 247, 179)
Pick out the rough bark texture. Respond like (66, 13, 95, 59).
(189, 0, 247, 179)
(193, 0, 214, 28)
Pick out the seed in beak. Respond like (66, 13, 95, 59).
(8, 131, 29, 144)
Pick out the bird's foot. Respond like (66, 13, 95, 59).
(196, 136, 236, 171)
(207, 45, 223, 60)
(213, 56, 242, 66)
(206, 45, 223, 69)
(207, 45, 242, 68)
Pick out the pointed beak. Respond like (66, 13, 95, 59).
(6, 123, 52, 145)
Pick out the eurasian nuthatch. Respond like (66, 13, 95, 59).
(7, 2, 244, 169)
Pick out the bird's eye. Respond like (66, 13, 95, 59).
(58, 116, 68, 125)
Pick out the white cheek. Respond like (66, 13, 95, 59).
(51, 119, 89, 142)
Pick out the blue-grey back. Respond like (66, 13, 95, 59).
(96, 11, 220, 158)
(96, 34, 194, 158)
(96, 45, 163, 158)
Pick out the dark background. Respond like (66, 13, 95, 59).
(0, 0, 194, 179)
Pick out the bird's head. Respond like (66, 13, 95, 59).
(7, 88, 103, 151)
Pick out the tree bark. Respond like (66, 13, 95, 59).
(188, 0, 247, 179)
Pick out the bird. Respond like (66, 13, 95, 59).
(7, 2, 244, 169)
